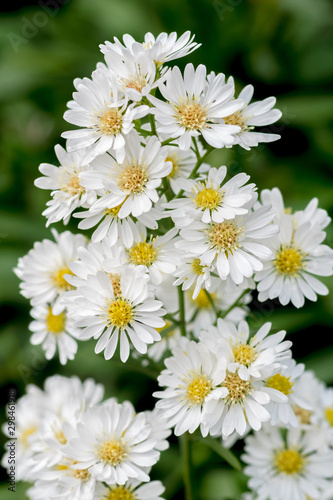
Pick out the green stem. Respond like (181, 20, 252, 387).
(219, 288, 250, 319)
(181, 433, 194, 500)
(174, 145, 214, 200)
(177, 286, 187, 337)
(204, 289, 218, 315)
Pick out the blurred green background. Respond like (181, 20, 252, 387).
(0, 0, 333, 498)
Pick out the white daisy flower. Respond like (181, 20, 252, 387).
(14, 230, 86, 313)
(318, 386, 333, 443)
(1, 393, 44, 482)
(28, 303, 81, 365)
(62, 68, 149, 164)
(123, 226, 179, 285)
(103, 47, 167, 102)
(144, 408, 172, 452)
(173, 255, 212, 299)
(202, 372, 272, 437)
(82, 133, 172, 219)
(261, 358, 312, 428)
(165, 166, 256, 227)
(154, 339, 227, 436)
(102, 30, 200, 66)
(64, 401, 160, 485)
(26, 464, 96, 500)
(260, 187, 331, 230)
(255, 213, 333, 308)
(242, 426, 333, 500)
(223, 81, 282, 150)
(34, 144, 98, 226)
(177, 203, 279, 284)
(67, 267, 165, 362)
(149, 64, 244, 150)
(292, 370, 324, 426)
(94, 479, 165, 500)
(200, 320, 292, 382)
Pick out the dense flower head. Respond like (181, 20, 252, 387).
(9, 28, 333, 500)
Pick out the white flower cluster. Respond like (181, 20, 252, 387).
(8, 29, 333, 500)
(241, 370, 333, 500)
(1, 375, 169, 500)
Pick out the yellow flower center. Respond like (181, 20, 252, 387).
(128, 241, 158, 267)
(166, 154, 179, 178)
(275, 246, 304, 276)
(117, 164, 148, 194)
(191, 258, 204, 276)
(325, 407, 333, 426)
(193, 289, 216, 309)
(233, 343, 257, 366)
(46, 307, 66, 334)
(104, 200, 126, 218)
(186, 374, 212, 405)
(61, 171, 85, 196)
(107, 298, 133, 328)
(208, 221, 241, 253)
(223, 373, 252, 404)
(275, 449, 304, 474)
(21, 426, 37, 449)
(56, 461, 90, 481)
(177, 100, 207, 130)
(294, 406, 312, 425)
(98, 108, 123, 136)
(123, 73, 147, 93)
(54, 429, 67, 445)
(98, 439, 127, 466)
(267, 374, 294, 395)
(224, 110, 247, 130)
(52, 266, 74, 291)
(194, 186, 222, 210)
(108, 273, 122, 297)
(103, 485, 135, 500)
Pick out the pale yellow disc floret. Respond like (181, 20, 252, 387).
(325, 407, 333, 426)
(117, 164, 148, 194)
(275, 448, 304, 475)
(192, 289, 217, 309)
(233, 343, 257, 366)
(46, 307, 66, 334)
(208, 221, 241, 254)
(98, 108, 123, 136)
(191, 258, 204, 276)
(107, 298, 133, 328)
(123, 73, 147, 93)
(60, 169, 85, 196)
(54, 429, 67, 445)
(224, 110, 247, 131)
(294, 406, 312, 425)
(177, 100, 207, 130)
(108, 273, 122, 297)
(56, 461, 90, 481)
(186, 374, 212, 405)
(52, 266, 74, 291)
(166, 154, 179, 178)
(21, 426, 37, 449)
(194, 185, 222, 210)
(223, 372, 252, 404)
(103, 485, 135, 500)
(275, 246, 305, 276)
(128, 241, 158, 267)
(98, 439, 127, 466)
(267, 373, 294, 395)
